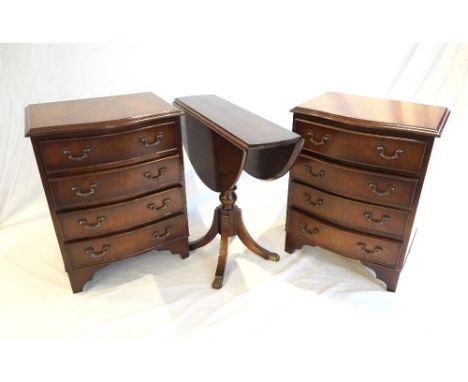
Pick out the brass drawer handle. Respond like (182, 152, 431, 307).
(303, 192, 323, 207)
(357, 242, 383, 256)
(376, 145, 404, 160)
(368, 181, 396, 196)
(78, 216, 105, 229)
(144, 167, 167, 179)
(62, 145, 92, 161)
(299, 222, 319, 235)
(304, 164, 325, 178)
(363, 211, 391, 224)
(139, 133, 163, 147)
(153, 225, 172, 239)
(85, 244, 111, 258)
(148, 198, 171, 211)
(307, 131, 330, 146)
(70, 183, 98, 197)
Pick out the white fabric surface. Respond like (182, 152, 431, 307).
(1, 44, 468, 381)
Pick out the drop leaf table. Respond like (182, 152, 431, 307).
(174, 95, 303, 289)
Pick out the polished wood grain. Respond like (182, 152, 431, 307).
(175, 95, 303, 187)
(49, 155, 182, 210)
(58, 186, 184, 241)
(26, 92, 189, 293)
(174, 95, 303, 288)
(39, 120, 179, 174)
(287, 209, 401, 267)
(286, 92, 450, 291)
(67, 237, 189, 293)
(291, 92, 450, 137)
(66, 214, 188, 268)
(175, 95, 301, 148)
(291, 154, 418, 209)
(26, 92, 182, 136)
(181, 112, 246, 192)
(295, 118, 427, 175)
(289, 181, 409, 239)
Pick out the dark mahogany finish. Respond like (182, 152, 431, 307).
(26, 92, 189, 293)
(291, 154, 419, 209)
(48, 155, 182, 210)
(66, 214, 187, 268)
(58, 186, 184, 241)
(286, 92, 449, 291)
(294, 118, 428, 175)
(292, 91, 449, 136)
(174, 95, 303, 289)
(39, 120, 179, 174)
(289, 181, 409, 239)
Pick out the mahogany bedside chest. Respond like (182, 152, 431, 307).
(26, 93, 189, 293)
(285, 92, 450, 291)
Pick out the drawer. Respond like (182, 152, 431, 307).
(58, 186, 185, 241)
(66, 213, 188, 268)
(39, 121, 179, 173)
(289, 181, 409, 238)
(295, 118, 427, 175)
(291, 154, 418, 209)
(288, 209, 401, 267)
(49, 155, 182, 210)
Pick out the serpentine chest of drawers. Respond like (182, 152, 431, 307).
(285, 92, 450, 291)
(25, 93, 189, 293)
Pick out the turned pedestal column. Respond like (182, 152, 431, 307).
(174, 95, 303, 288)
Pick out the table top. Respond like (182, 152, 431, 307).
(25, 92, 182, 136)
(174, 95, 301, 150)
(291, 92, 450, 137)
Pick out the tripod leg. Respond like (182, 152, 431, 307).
(189, 209, 219, 251)
(212, 213, 230, 289)
(237, 212, 280, 262)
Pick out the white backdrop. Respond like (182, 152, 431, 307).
(1, 43, 468, 381)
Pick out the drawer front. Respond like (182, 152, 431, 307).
(289, 181, 409, 238)
(291, 154, 418, 209)
(66, 214, 188, 268)
(295, 118, 427, 175)
(49, 155, 182, 210)
(288, 209, 401, 267)
(40, 121, 179, 173)
(58, 186, 185, 241)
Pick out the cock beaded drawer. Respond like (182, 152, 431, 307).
(25, 93, 189, 293)
(285, 92, 450, 291)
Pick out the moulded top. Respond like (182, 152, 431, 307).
(291, 92, 450, 137)
(174, 95, 301, 150)
(25, 92, 182, 137)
